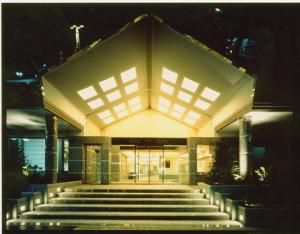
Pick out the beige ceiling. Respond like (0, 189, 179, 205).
(42, 15, 255, 131)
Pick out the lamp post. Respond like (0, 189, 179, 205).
(70, 25, 84, 52)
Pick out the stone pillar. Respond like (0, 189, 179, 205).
(188, 138, 197, 185)
(45, 115, 58, 183)
(239, 115, 253, 180)
(100, 137, 110, 184)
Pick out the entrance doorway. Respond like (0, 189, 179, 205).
(84, 145, 101, 184)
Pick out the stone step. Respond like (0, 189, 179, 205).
(20, 211, 230, 220)
(64, 188, 200, 193)
(35, 204, 218, 212)
(7, 218, 244, 231)
(58, 192, 204, 198)
(50, 197, 209, 205)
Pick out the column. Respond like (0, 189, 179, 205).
(239, 115, 253, 180)
(100, 137, 110, 184)
(45, 114, 58, 183)
(188, 138, 197, 185)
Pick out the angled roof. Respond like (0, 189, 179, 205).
(42, 14, 255, 131)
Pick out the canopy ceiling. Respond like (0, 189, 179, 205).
(42, 14, 255, 131)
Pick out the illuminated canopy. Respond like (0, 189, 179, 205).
(42, 14, 255, 132)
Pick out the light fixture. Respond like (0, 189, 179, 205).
(173, 103, 185, 113)
(102, 116, 115, 124)
(177, 90, 192, 103)
(35, 199, 41, 204)
(170, 110, 182, 119)
(87, 98, 104, 109)
(194, 99, 210, 111)
(226, 207, 231, 212)
(6, 213, 9, 219)
(97, 110, 112, 119)
(187, 111, 201, 120)
(99, 77, 117, 92)
(20, 205, 26, 212)
(49, 193, 54, 198)
(21, 222, 26, 226)
(49, 222, 53, 226)
(160, 82, 174, 95)
(113, 103, 126, 113)
(128, 96, 141, 106)
(162, 67, 178, 84)
(125, 82, 138, 95)
(36, 222, 40, 226)
(239, 214, 244, 221)
(184, 116, 196, 125)
(106, 90, 121, 102)
(201, 87, 220, 101)
(158, 96, 171, 107)
(181, 77, 199, 93)
(120, 67, 137, 83)
(158, 104, 168, 113)
(117, 110, 129, 118)
(77, 86, 97, 100)
(131, 104, 142, 112)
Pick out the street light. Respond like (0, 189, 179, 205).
(70, 25, 84, 52)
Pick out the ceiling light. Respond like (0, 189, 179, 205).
(194, 99, 210, 111)
(117, 110, 129, 118)
(158, 104, 168, 113)
(171, 110, 182, 119)
(97, 110, 112, 119)
(131, 104, 142, 112)
(77, 86, 97, 100)
(160, 82, 174, 96)
(113, 103, 126, 113)
(99, 77, 117, 92)
(173, 103, 185, 113)
(106, 90, 121, 102)
(177, 90, 192, 103)
(128, 96, 141, 106)
(102, 116, 115, 124)
(162, 67, 178, 84)
(201, 87, 220, 101)
(87, 98, 104, 109)
(181, 77, 199, 93)
(184, 116, 197, 125)
(188, 111, 201, 120)
(158, 96, 171, 107)
(120, 67, 137, 83)
(125, 82, 138, 95)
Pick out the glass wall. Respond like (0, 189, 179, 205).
(197, 144, 215, 173)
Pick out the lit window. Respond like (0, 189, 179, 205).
(125, 82, 138, 95)
(87, 98, 104, 109)
(120, 67, 137, 83)
(117, 110, 129, 118)
(158, 104, 168, 113)
(194, 99, 210, 110)
(158, 96, 171, 107)
(131, 104, 142, 112)
(160, 82, 174, 95)
(77, 86, 97, 100)
(177, 90, 192, 103)
(181, 77, 199, 93)
(184, 116, 197, 125)
(97, 110, 112, 119)
(171, 110, 182, 119)
(102, 116, 115, 124)
(113, 103, 126, 113)
(173, 103, 185, 113)
(162, 67, 178, 84)
(128, 96, 141, 106)
(188, 111, 201, 120)
(106, 90, 121, 102)
(99, 77, 117, 92)
(201, 87, 220, 101)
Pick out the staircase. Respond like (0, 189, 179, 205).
(6, 185, 244, 230)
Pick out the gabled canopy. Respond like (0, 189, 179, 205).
(42, 14, 255, 134)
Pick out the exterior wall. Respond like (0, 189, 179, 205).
(102, 109, 197, 138)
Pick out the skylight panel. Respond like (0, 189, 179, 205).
(102, 116, 115, 124)
(177, 90, 192, 103)
(128, 96, 141, 106)
(131, 104, 142, 112)
(125, 82, 138, 95)
(77, 86, 97, 100)
(158, 96, 171, 107)
(113, 103, 126, 113)
(173, 103, 185, 113)
(201, 87, 220, 101)
(160, 82, 174, 96)
(181, 77, 199, 93)
(87, 98, 104, 109)
(106, 90, 121, 102)
(170, 110, 182, 119)
(120, 67, 137, 83)
(184, 116, 196, 125)
(194, 99, 210, 111)
(158, 104, 168, 113)
(99, 77, 117, 92)
(97, 110, 112, 119)
(117, 110, 129, 118)
(162, 67, 178, 84)
(187, 111, 201, 120)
